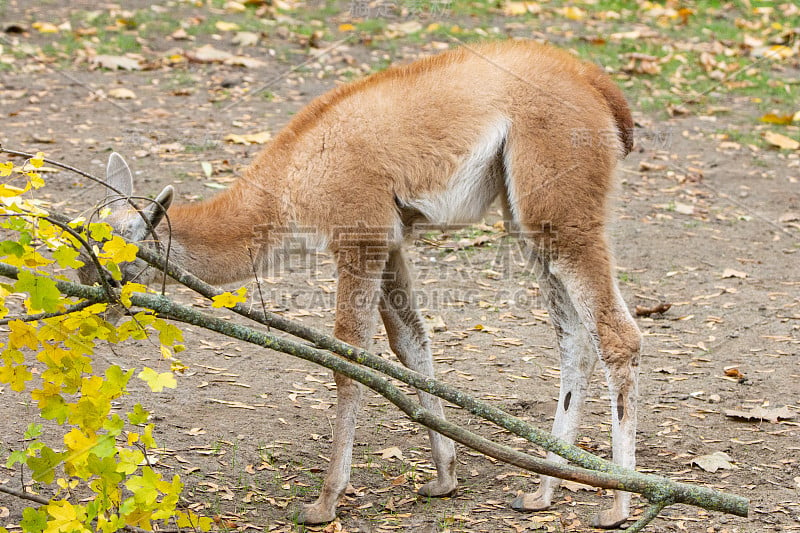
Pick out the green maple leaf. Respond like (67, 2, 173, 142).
(88, 222, 112, 242)
(88, 454, 124, 485)
(104, 413, 125, 436)
(100, 365, 133, 398)
(0, 240, 25, 258)
(128, 403, 150, 425)
(52, 245, 84, 269)
(125, 466, 161, 506)
(5, 449, 26, 468)
(14, 270, 61, 312)
(27, 446, 65, 483)
(20, 507, 47, 533)
(24, 422, 42, 439)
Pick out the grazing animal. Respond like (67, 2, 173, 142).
(82, 40, 640, 528)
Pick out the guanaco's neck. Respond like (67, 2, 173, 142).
(162, 174, 286, 286)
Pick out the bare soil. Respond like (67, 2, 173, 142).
(1, 2, 799, 532)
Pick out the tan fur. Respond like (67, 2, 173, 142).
(102, 40, 640, 528)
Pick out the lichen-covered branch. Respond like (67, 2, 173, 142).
(0, 261, 749, 526)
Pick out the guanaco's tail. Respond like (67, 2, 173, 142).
(583, 64, 634, 158)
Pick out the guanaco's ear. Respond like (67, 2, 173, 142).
(127, 185, 173, 241)
(105, 152, 134, 208)
(142, 185, 174, 229)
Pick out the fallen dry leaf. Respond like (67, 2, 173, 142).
(692, 451, 735, 473)
(387, 21, 422, 35)
(634, 302, 671, 317)
(215, 20, 240, 32)
(108, 88, 136, 100)
(752, 44, 794, 59)
(375, 446, 404, 460)
(91, 54, 141, 71)
(232, 31, 260, 47)
(639, 161, 667, 171)
(223, 131, 272, 145)
(561, 480, 595, 492)
(188, 44, 233, 63)
(426, 314, 447, 332)
(224, 55, 266, 68)
(725, 406, 795, 423)
(779, 212, 800, 223)
(764, 131, 800, 150)
(723, 367, 744, 379)
(759, 113, 795, 125)
(721, 268, 747, 279)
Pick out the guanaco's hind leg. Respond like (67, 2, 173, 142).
(511, 255, 597, 513)
(297, 241, 388, 524)
(379, 248, 458, 497)
(517, 229, 641, 529)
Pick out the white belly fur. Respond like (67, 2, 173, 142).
(408, 118, 510, 225)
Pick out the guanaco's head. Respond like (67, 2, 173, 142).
(77, 152, 174, 289)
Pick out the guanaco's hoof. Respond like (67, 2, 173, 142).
(295, 503, 336, 525)
(511, 491, 552, 512)
(417, 477, 458, 498)
(591, 508, 629, 529)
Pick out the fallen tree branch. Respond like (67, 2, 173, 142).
(0, 484, 49, 505)
(0, 261, 749, 530)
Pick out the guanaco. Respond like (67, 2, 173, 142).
(83, 40, 640, 528)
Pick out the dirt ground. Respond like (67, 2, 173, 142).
(1, 1, 799, 532)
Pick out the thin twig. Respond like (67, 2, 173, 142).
(0, 299, 98, 325)
(247, 247, 269, 332)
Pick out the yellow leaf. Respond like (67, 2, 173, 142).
(561, 6, 585, 20)
(160, 345, 173, 359)
(764, 131, 800, 150)
(759, 113, 794, 125)
(763, 45, 793, 60)
(28, 171, 45, 189)
(215, 20, 240, 31)
(9, 320, 39, 350)
(30, 151, 45, 168)
(338, 23, 355, 32)
(211, 287, 247, 308)
(138, 367, 177, 392)
(32, 21, 59, 33)
(102, 235, 139, 263)
(120, 282, 147, 307)
(0, 161, 13, 177)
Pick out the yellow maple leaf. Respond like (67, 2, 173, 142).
(102, 235, 139, 263)
(120, 282, 147, 307)
(0, 161, 13, 177)
(30, 151, 45, 168)
(138, 367, 177, 392)
(211, 287, 247, 308)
